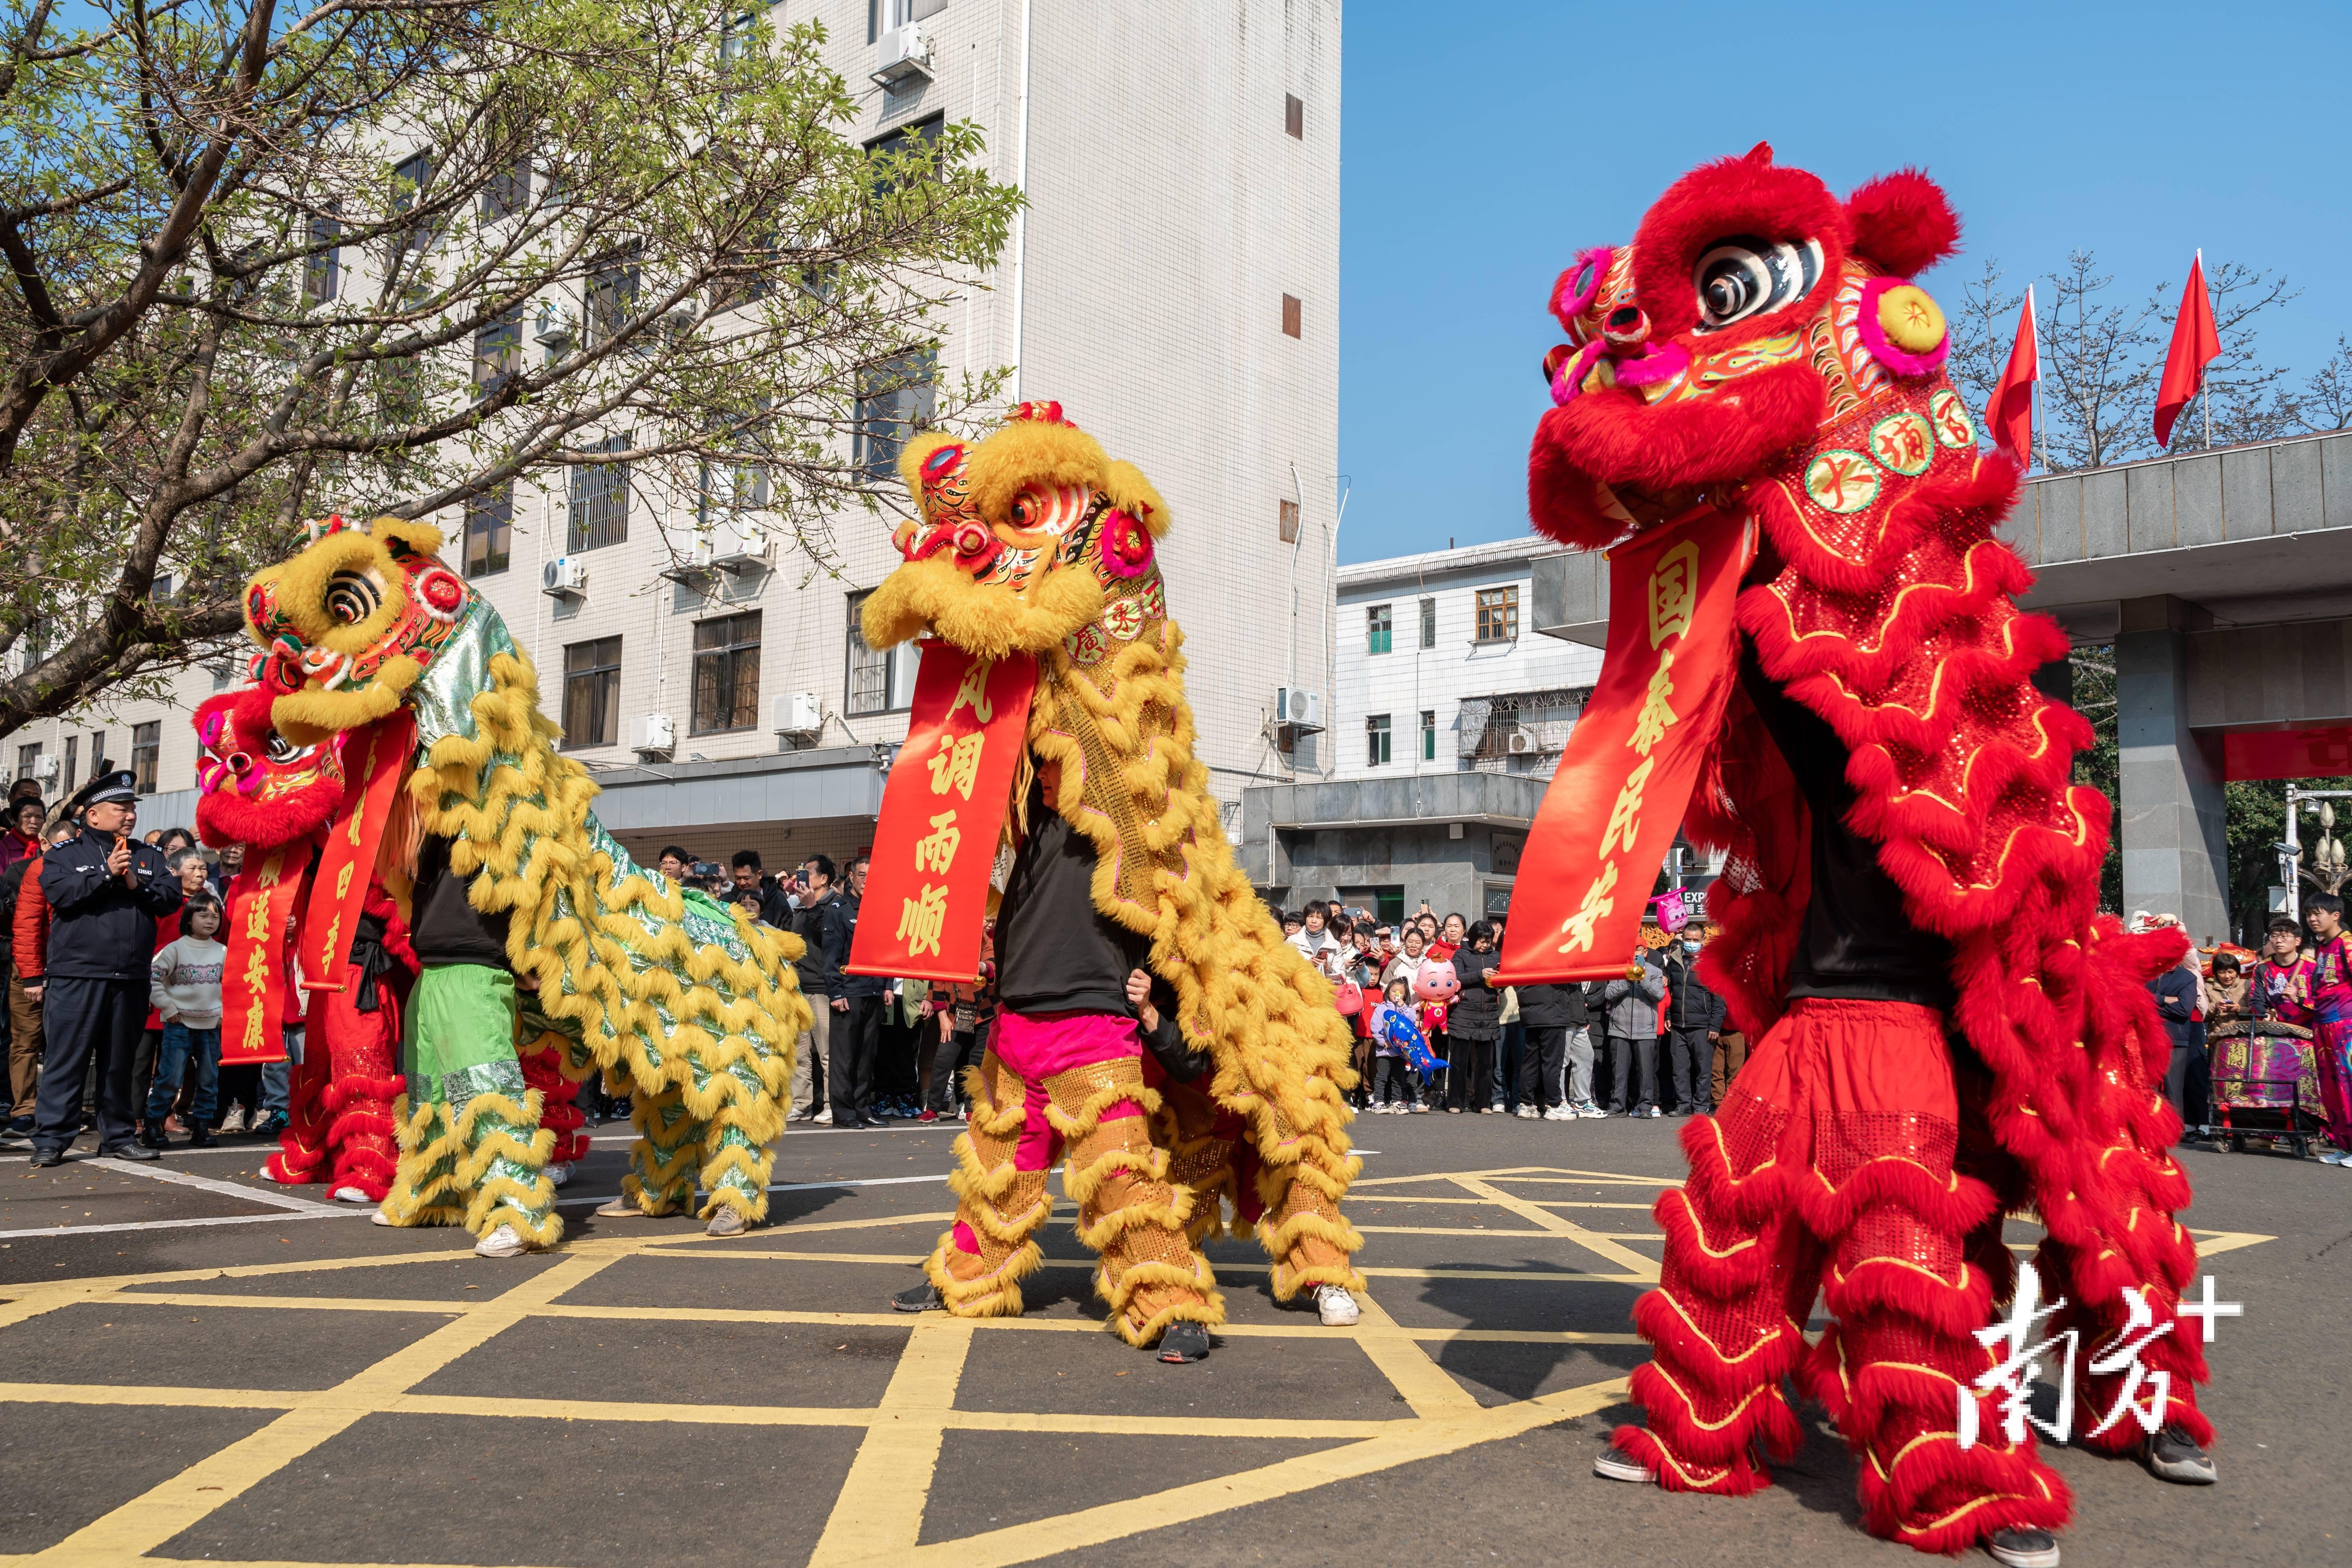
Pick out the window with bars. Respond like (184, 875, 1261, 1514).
(15, 743, 39, 788)
(132, 722, 160, 793)
(1366, 713, 1391, 767)
(1475, 585, 1520, 643)
(691, 611, 762, 734)
(1420, 596, 1437, 649)
(854, 351, 935, 482)
(61, 734, 77, 796)
(569, 435, 630, 551)
(845, 589, 916, 716)
(464, 483, 513, 577)
(586, 247, 640, 348)
(1366, 604, 1392, 655)
(391, 151, 435, 253)
(1421, 709, 1437, 761)
(561, 636, 622, 748)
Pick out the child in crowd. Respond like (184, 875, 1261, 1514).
(144, 896, 225, 1148)
(1368, 978, 1425, 1113)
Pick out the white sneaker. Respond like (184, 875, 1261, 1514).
(473, 1223, 533, 1258)
(219, 1108, 246, 1134)
(1581, 1105, 1609, 1118)
(2323, 1150, 2349, 1165)
(1647, 1106, 1662, 1118)
(814, 1107, 833, 1125)
(546, 1162, 572, 1187)
(1515, 1105, 1539, 1120)
(1315, 1285, 1361, 1326)
(368, 1208, 396, 1226)
(1410, 1102, 1429, 1114)
(1544, 1106, 1573, 1121)
(332, 1186, 373, 1204)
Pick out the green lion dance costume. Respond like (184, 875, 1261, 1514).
(242, 516, 808, 1254)
(866, 401, 1365, 1358)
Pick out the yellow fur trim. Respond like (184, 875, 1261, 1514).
(453, 1089, 562, 1244)
(930, 416, 1112, 531)
(273, 659, 418, 746)
(377, 1094, 465, 1227)
(1102, 459, 1172, 537)
(860, 550, 1102, 658)
(925, 1231, 1043, 1318)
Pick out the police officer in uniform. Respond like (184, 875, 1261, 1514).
(25, 770, 183, 1166)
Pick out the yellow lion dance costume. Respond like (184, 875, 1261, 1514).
(868, 401, 1365, 1358)
(243, 516, 809, 1253)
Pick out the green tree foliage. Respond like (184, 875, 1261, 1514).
(0, 0, 1018, 737)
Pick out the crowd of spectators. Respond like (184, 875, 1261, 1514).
(1281, 899, 1741, 1123)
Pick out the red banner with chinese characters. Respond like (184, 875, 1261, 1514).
(221, 840, 310, 1065)
(301, 708, 414, 993)
(847, 642, 1038, 985)
(1497, 505, 1753, 983)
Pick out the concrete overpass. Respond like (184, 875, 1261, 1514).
(1531, 427, 2352, 942)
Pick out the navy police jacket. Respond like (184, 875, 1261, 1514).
(40, 825, 184, 981)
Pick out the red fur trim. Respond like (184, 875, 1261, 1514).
(1821, 1256, 1992, 1342)
(1630, 1287, 1803, 1400)
(1674, 1110, 1790, 1229)
(1627, 1360, 1805, 1466)
(1629, 144, 1853, 345)
(1793, 1155, 1998, 1244)
(263, 1148, 327, 1183)
(1533, 360, 1823, 504)
(1654, 1187, 1776, 1297)
(1610, 1424, 1773, 1497)
(1844, 169, 1960, 279)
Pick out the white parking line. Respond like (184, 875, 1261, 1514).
(0, 1209, 354, 1241)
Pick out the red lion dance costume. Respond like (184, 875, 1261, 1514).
(1506, 147, 2213, 1566)
(192, 683, 587, 1201)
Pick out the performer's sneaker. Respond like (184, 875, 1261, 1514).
(1592, 1445, 1652, 1483)
(1985, 1527, 2060, 1568)
(1315, 1285, 1360, 1326)
(546, 1162, 571, 1188)
(595, 1197, 652, 1218)
(474, 1223, 535, 1258)
(2143, 1424, 2217, 1484)
(1157, 1321, 1211, 1363)
(704, 1208, 747, 1238)
(891, 1281, 944, 1312)
(369, 1209, 395, 1226)
(332, 1186, 373, 1204)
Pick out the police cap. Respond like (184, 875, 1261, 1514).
(67, 768, 137, 811)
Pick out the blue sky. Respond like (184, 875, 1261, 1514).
(1336, 0, 2352, 564)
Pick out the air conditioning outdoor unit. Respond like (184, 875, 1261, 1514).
(533, 308, 574, 353)
(773, 691, 822, 736)
(873, 21, 933, 87)
(1273, 686, 1323, 733)
(541, 555, 587, 598)
(32, 754, 58, 782)
(707, 518, 773, 571)
(637, 714, 675, 756)
(1506, 727, 1537, 755)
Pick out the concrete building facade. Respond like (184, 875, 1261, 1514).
(8, 0, 1343, 872)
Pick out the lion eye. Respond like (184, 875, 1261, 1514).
(324, 569, 382, 625)
(1692, 235, 1824, 332)
(263, 734, 306, 764)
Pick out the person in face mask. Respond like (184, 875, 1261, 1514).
(1658, 929, 1725, 1117)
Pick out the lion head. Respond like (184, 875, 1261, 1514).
(191, 683, 347, 849)
(860, 401, 1172, 660)
(1529, 144, 1973, 550)
(244, 513, 473, 745)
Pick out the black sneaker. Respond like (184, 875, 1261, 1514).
(137, 1121, 169, 1149)
(1156, 1321, 1211, 1363)
(1593, 1445, 1652, 1483)
(105, 1142, 161, 1162)
(1985, 1528, 2060, 1568)
(891, 1282, 944, 1313)
(2144, 1424, 2217, 1484)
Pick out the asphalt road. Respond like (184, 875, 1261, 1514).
(0, 1111, 2343, 1568)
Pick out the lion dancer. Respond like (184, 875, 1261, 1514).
(866, 403, 1364, 1358)
(1504, 148, 2216, 1568)
(263, 888, 413, 1202)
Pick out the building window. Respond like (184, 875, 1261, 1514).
(482, 154, 529, 220)
(691, 610, 762, 734)
(473, 308, 523, 399)
(1285, 93, 1304, 139)
(585, 247, 640, 348)
(1366, 713, 1391, 767)
(1420, 596, 1436, 649)
(568, 435, 630, 551)
(1278, 498, 1300, 543)
(1366, 604, 1392, 655)
(1475, 585, 1519, 643)
(131, 722, 160, 794)
(1281, 294, 1302, 339)
(560, 635, 622, 748)
(303, 212, 340, 303)
(463, 483, 513, 577)
(854, 350, 935, 482)
(865, 113, 945, 195)
(869, 0, 947, 44)
(392, 151, 435, 252)
(61, 734, 77, 796)
(210, 665, 234, 691)
(1421, 709, 1437, 761)
(15, 743, 39, 788)
(845, 589, 917, 716)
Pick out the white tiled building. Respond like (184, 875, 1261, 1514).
(1333, 538, 1602, 783)
(9, 0, 1342, 870)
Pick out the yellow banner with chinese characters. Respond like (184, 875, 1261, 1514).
(847, 642, 1038, 985)
(1496, 504, 1753, 983)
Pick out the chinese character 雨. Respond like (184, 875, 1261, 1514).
(914, 810, 961, 875)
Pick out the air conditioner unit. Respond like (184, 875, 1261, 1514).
(32, 754, 58, 782)
(541, 555, 587, 598)
(1273, 685, 1323, 733)
(1506, 727, 1537, 755)
(533, 308, 574, 352)
(873, 21, 932, 87)
(773, 691, 821, 735)
(637, 714, 675, 756)
(708, 517, 773, 571)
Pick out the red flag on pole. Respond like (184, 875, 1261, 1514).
(2154, 251, 2221, 448)
(1985, 285, 2038, 470)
